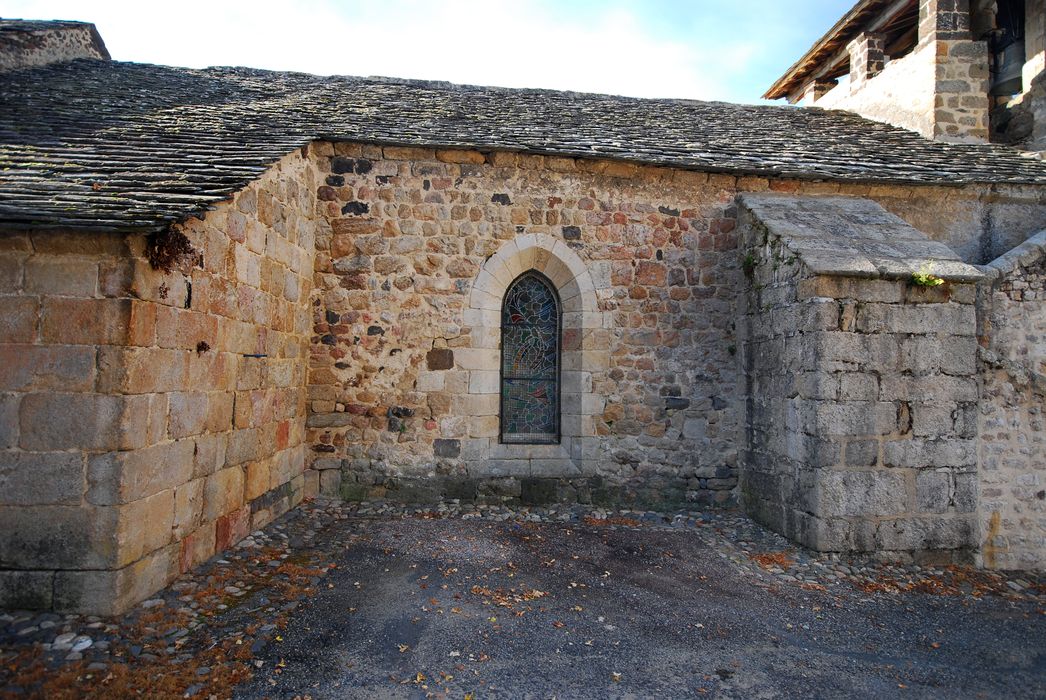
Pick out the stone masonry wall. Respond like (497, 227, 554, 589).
(305, 144, 1043, 511)
(307, 144, 744, 508)
(0, 148, 320, 613)
(3, 141, 1046, 615)
(738, 194, 984, 563)
(977, 230, 1046, 570)
(819, 40, 937, 139)
(816, 35, 990, 144)
(816, 0, 990, 143)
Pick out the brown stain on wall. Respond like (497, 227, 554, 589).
(982, 510, 1002, 569)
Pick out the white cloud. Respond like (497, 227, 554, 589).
(2, 0, 758, 99)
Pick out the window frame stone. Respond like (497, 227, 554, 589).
(462, 234, 607, 478)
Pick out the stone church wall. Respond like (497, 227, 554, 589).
(814, 24, 991, 143)
(3, 142, 1046, 614)
(0, 149, 320, 613)
(817, 41, 939, 140)
(304, 144, 1045, 512)
(306, 144, 745, 508)
(977, 230, 1046, 570)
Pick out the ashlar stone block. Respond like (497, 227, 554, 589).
(87, 439, 196, 505)
(0, 452, 83, 506)
(19, 393, 148, 452)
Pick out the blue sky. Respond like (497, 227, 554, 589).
(2, 0, 852, 103)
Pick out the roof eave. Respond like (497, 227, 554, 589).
(763, 0, 880, 100)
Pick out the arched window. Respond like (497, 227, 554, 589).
(500, 271, 560, 444)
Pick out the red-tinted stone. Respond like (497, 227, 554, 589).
(635, 261, 667, 286)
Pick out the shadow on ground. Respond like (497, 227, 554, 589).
(239, 514, 1044, 699)
(1, 502, 1042, 699)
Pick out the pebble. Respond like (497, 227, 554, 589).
(331, 498, 1045, 602)
(52, 632, 76, 648)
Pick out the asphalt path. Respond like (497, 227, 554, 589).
(236, 517, 1045, 699)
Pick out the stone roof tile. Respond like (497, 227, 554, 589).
(2, 60, 1046, 231)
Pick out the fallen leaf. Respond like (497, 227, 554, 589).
(398, 644, 410, 653)
(611, 672, 622, 682)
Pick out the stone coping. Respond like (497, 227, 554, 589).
(978, 228, 1046, 281)
(738, 193, 985, 282)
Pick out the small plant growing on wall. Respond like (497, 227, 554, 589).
(741, 252, 758, 279)
(910, 264, 945, 288)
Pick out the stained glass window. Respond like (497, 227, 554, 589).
(501, 272, 560, 444)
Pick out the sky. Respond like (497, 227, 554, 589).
(1, 0, 853, 103)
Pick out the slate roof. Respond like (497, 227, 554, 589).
(3, 58, 1046, 232)
(1, 19, 96, 32)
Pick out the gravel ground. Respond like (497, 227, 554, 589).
(1, 499, 1043, 699)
